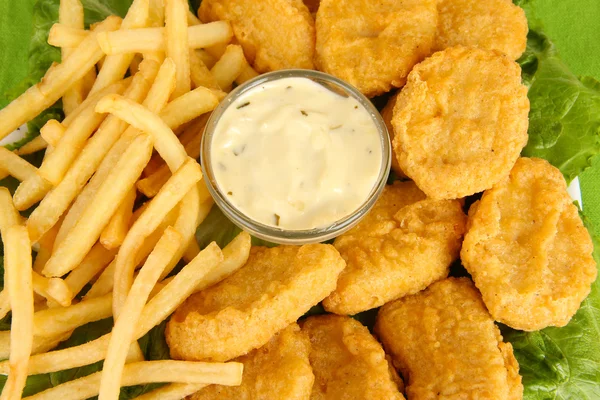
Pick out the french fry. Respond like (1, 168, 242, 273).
(62, 243, 117, 299)
(0, 147, 41, 182)
(236, 57, 260, 84)
(129, 53, 143, 76)
(97, 22, 233, 55)
(1, 225, 34, 400)
(42, 134, 154, 277)
(159, 87, 220, 131)
(82, 67, 97, 99)
(183, 238, 201, 264)
(210, 44, 245, 90)
(60, 0, 86, 116)
(0, 16, 122, 141)
(189, 49, 221, 90)
(27, 62, 159, 243)
(48, 24, 89, 48)
(165, 0, 190, 98)
(99, 228, 182, 400)
(39, 119, 65, 148)
(12, 174, 53, 212)
(0, 329, 71, 360)
(196, 49, 217, 69)
(15, 136, 48, 156)
(100, 187, 136, 249)
(31, 274, 73, 307)
(0, 242, 225, 376)
(0, 189, 21, 320)
(32, 222, 59, 273)
(133, 383, 206, 400)
(89, 0, 150, 95)
(187, 9, 201, 25)
(112, 159, 201, 315)
(24, 360, 243, 400)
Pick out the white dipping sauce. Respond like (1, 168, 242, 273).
(211, 77, 382, 230)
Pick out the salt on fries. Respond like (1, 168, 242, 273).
(0, 0, 261, 397)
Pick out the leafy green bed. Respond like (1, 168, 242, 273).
(0, 0, 599, 399)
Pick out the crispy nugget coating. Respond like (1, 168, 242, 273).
(323, 181, 466, 315)
(461, 157, 597, 331)
(302, 315, 405, 400)
(166, 244, 345, 361)
(315, 0, 437, 97)
(435, 0, 528, 60)
(199, 0, 315, 72)
(381, 93, 405, 178)
(191, 323, 314, 400)
(375, 278, 523, 400)
(392, 46, 529, 200)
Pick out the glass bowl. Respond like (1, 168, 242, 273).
(201, 69, 391, 244)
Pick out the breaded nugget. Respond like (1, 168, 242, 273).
(302, 315, 405, 400)
(166, 244, 345, 361)
(392, 46, 529, 200)
(315, 0, 437, 97)
(323, 181, 466, 315)
(435, 0, 528, 60)
(381, 93, 405, 178)
(375, 278, 523, 400)
(199, 0, 315, 72)
(191, 323, 314, 400)
(461, 157, 597, 331)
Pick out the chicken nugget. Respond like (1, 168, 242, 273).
(191, 323, 314, 400)
(315, 0, 437, 97)
(381, 93, 405, 178)
(375, 278, 523, 400)
(392, 46, 529, 200)
(166, 244, 345, 361)
(435, 0, 528, 60)
(302, 314, 405, 400)
(461, 157, 597, 331)
(323, 181, 466, 315)
(199, 0, 315, 72)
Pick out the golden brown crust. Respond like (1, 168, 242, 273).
(166, 244, 345, 361)
(391, 46, 529, 200)
(380, 93, 406, 178)
(435, 0, 528, 60)
(191, 323, 314, 400)
(315, 0, 437, 97)
(323, 181, 466, 315)
(302, 315, 405, 400)
(461, 157, 597, 331)
(375, 277, 523, 400)
(199, 0, 315, 72)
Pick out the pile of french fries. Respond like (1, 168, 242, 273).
(0, 0, 260, 399)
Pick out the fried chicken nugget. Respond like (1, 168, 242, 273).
(199, 0, 315, 72)
(392, 46, 529, 200)
(166, 244, 345, 361)
(323, 181, 466, 315)
(375, 278, 523, 400)
(461, 157, 597, 331)
(435, 0, 528, 60)
(191, 323, 314, 400)
(302, 315, 405, 400)
(381, 93, 405, 178)
(315, 0, 437, 97)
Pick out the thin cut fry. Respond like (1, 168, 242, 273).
(210, 44, 245, 90)
(165, 0, 191, 98)
(183, 239, 201, 263)
(189, 49, 221, 90)
(0, 147, 40, 182)
(26, 62, 159, 243)
(99, 228, 182, 400)
(0, 16, 122, 141)
(24, 360, 243, 400)
(62, 243, 117, 299)
(31, 273, 73, 307)
(32, 222, 59, 273)
(130, 53, 143, 76)
(197, 49, 217, 69)
(39, 119, 65, 149)
(100, 187, 136, 249)
(15, 136, 48, 156)
(0, 225, 34, 400)
(159, 87, 220, 131)
(42, 134, 154, 277)
(60, 0, 86, 116)
(89, 0, 150, 95)
(48, 24, 89, 48)
(187, 9, 201, 25)
(236, 58, 260, 84)
(0, 331, 72, 360)
(133, 383, 206, 400)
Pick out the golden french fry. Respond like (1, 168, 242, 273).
(196, 49, 217, 69)
(82, 67, 97, 99)
(236, 58, 260, 84)
(26, 62, 159, 243)
(136, 167, 170, 197)
(187, 9, 201, 25)
(189, 49, 221, 90)
(133, 383, 207, 400)
(42, 134, 154, 277)
(183, 239, 201, 263)
(165, 0, 190, 98)
(1, 225, 34, 400)
(0, 187, 23, 233)
(84, 259, 117, 299)
(24, 361, 243, 400)
(129, 53, 143, 76)
(159, 87, 219, 131)
(100, 187, 136, 249)
(210, 44, 245, 90)
(62, 243, 117, 299)
(112, 159, 201, 315)
(33, 221, 60, 273)
(13, 174, 54, 212)
(60, 0, 86, 116)
(99, 228, 182, 400)
(149, 0, 165, 25)
(31, 273, 73, 307)
(0, 330, 71, 360)
(39, 119, 65, 148)
(15, 136, 48, 156)
(0, 242, 224, 376)
(0, 147, 40, 182)
(89, 0, 150, 95)
(0, 16, 122, 142)
(48, 24, 89, 48)
(97, 22, 233, 55)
